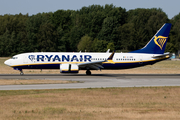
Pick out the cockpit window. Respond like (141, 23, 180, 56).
(11, 57, 18, 59)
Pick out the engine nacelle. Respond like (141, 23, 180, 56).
(60, 64, 79, 73)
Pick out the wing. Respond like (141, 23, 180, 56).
(78, 51, 115, 70)
(78, 60, 105, 70)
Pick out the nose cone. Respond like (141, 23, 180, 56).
(4, 59, 11, 66)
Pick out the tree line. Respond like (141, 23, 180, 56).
(0, 4, 180, 57)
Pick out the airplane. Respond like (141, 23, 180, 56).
(4, 23, 172, 75)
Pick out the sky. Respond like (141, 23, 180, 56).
(0, 0, 180, 19)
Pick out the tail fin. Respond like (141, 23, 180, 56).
(130, 23, 172, 54)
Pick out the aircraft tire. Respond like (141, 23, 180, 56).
(86, 70, 91, 75)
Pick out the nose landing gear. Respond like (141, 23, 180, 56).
(20, 70, 24, 75)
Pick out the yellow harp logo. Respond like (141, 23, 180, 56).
(154, 36, 168, 50)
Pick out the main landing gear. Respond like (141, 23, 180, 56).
(86, 70, 91, 75)
(19, 70, 24, 75)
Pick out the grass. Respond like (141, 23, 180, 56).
(0, 87, 180, 120)
(0, 79, 80, 85)
(1, 57, 180, 74)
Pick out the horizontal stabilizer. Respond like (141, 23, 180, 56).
(152, 52, 172, 59)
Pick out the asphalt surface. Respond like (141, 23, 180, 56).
(0, 74, 180, 90)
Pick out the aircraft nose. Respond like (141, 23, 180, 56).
(4, 59, 11, 66)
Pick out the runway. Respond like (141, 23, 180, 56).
(0, 74, 180, 90)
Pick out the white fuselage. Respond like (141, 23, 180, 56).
(4, 52, 168, 71)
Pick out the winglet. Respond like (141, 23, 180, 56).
(107, 50, 116, 60)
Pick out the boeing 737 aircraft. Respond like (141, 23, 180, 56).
(4, 23, 172, 75)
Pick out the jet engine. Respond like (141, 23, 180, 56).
(60, 64, 79, 73)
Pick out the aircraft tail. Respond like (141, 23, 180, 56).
(130, 23, 172, 54)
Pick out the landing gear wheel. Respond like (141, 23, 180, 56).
(86, 70, 91, 75)
(20, 70, 24, 75)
